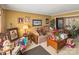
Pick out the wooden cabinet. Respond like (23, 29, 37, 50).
(47, 37, 67, 53)
(47, 38, 57, 49)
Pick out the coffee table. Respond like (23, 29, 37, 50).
(47, 37, 67, 53)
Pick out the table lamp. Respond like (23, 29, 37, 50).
(23, 25, 28, 37)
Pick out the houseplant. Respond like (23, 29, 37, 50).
(50, 19, 55, 28)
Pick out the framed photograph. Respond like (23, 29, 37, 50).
(7, 28, 19, 41)
(32, 19, 42, 26)
(18, 17, 23, 23)
(25, 16, 31, 22)
(46, 18, 49, 24)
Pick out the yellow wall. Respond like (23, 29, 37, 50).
(0, 8, 1, 33)
(5, 9, 51, 37)
(0, 8, 6, 33)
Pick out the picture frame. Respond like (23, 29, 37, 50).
(18, 17, 23, 23)
(7, 28, 19, 41)
(46, 18, 49, 24)
(25, 16, 31, 22)
(32, 19, 42, 26)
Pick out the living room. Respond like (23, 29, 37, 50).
(0, 4, 79, 55)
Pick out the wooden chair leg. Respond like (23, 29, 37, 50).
(10, 50, 12, 55)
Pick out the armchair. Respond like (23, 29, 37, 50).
(29, 25, 50, 44)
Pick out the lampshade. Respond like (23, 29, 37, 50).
(23, 25, 28, 30)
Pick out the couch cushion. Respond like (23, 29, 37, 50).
(38, 35, 47, 43)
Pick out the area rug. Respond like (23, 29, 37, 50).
(23, 45, 51, 55)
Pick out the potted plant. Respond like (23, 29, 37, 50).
(50, 19, 55, 29)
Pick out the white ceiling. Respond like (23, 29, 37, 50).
(2, 4, 79, 16)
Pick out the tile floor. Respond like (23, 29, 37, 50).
(25, 39, 79, 55)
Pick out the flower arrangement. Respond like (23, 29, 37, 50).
(51, 29, 61, 41)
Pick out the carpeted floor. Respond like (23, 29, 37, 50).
(23, 45, 51, 55)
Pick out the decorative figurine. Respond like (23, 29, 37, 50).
(66, 38, 75, 48)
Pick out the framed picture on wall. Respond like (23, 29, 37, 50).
(32, 19, 42, 26)
(25, 16, 31, 22)
(18, 17, 23, 23)
(7, 28, 19, 41)
(46, 18, 49, 24)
